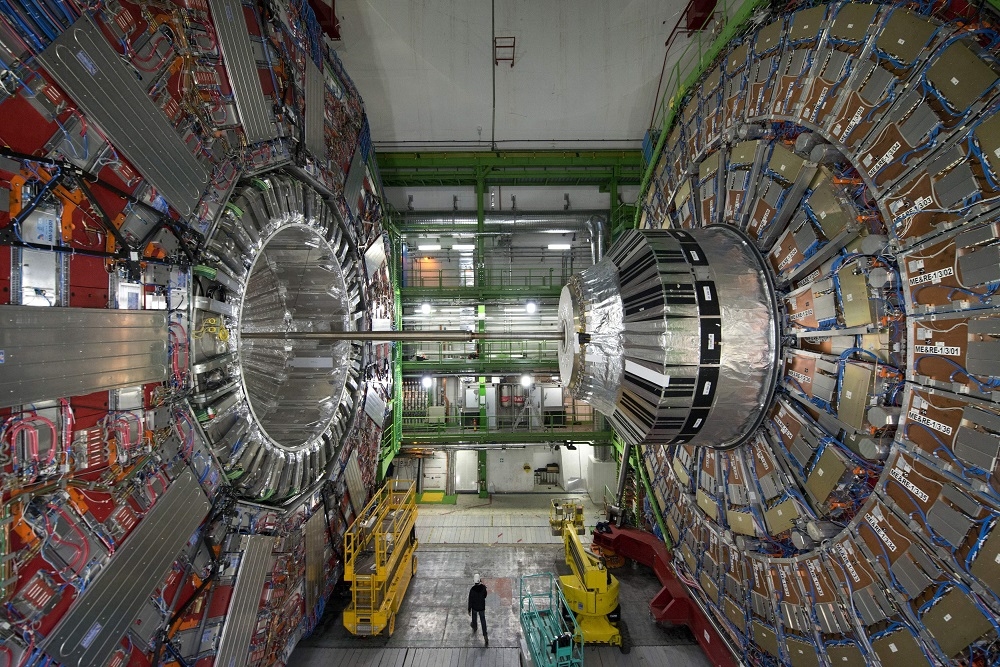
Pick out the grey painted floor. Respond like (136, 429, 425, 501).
(292, 493, 711, 667)
(415, 492, 603, 546)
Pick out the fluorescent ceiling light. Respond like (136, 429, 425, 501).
(548, 243, 571, 250)
(452, 244, 475, 251)
(418, 244, 441, 251)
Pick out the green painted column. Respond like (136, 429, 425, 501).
(478, 450, 489, 498)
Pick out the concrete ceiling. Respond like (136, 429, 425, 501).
(332, 0, 688, 150)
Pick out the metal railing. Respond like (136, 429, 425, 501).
(403, 339, 559, 366)
(401, 400, 597, 435)
(636, 0, 767, 229)
(404, 265, 567, 290)
(647, 0, 760, 135)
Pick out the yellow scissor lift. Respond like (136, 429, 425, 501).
(343, 479, 418, 637)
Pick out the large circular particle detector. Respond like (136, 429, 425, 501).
(239, 223, 352, 449)
(558, 226, 780, 449)
(190, 174, 364, 502)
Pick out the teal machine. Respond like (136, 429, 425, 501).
(519, 573, 584, 667)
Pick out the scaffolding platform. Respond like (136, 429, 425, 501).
(343, 479, 418, 637)
(519, 573, 583, 667)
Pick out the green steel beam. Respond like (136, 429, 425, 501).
(402, 360, 558, 374)
(636, 445, 671, 549)
(478, 450, 488, 498)
(378, 150, 642, 188)
(400, 287, 562, 301)
(400, 430, 612, 445)
(634, 0, 767, 229)
(611, 434, 670, 546)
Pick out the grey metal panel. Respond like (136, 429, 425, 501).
(725, 573, 743, 598)
(780, 601, 810, 633)
(751, 590, 771, 619)
(0, 306, 167, 408)
(821, 49, 849, 79)
(967, 340, 1000, 376)
(969, 316, 1000, 336)
(37, 15, 209, 217)
(852, 586, 887, 624)
(790, 433, 815, 468)
(890, 554, 932, 598)
(759, 472, 782, 500)
(345, 449, 366, 515)
(728, 483, 749, 505)
(899, 102, 939, 147)
(907, 542, 941, 578)
(956, 222, 999, 249)
(928, 500, 973, 547)
(215, 535, 274, 667)
(941, 484, 981, 517)
(859, 66, 894, 105)
(792, 223, 819, 254)
(812, 372, 837, 402)
(304, 510, 325, 614)
(958, 245, 1000, 287)
(813, 292, 837, 323)
(786, 49, 808, 76)
(304, 57, 326, 159)
(43, 470, 210, 667)
(762, 181, 783, 207)
(954, 426, 1000, 470)
(963, 405, 1000, 433)
(936, 163, 979, 209)
(209, 0, 277, 143)
(815, 602, 848, 634)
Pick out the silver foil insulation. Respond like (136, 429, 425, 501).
(558, 226, 780, 449)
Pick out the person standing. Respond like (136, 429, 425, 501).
(468, 573, 489, 646)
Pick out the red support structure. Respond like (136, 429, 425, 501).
(687, 0, 717, 30)
(592, 524, 738, 667)
(308, 0, 341, 40)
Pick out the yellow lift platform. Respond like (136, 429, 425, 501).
(550, 499, 625, 649)
(343, 479, 418, 637)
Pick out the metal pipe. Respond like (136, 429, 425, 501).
(585, 215, 606, 264)
(615, 442, 632, 508)
(240, 330, 564, 341)
(397, 210, 608, 230)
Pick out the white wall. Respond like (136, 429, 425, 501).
(455, 450, 479, 492)
(487, 450, 536, 492)
(588, 457, 618, 505)
(560, 444, 593, 491)
(384, 185, 620, 212)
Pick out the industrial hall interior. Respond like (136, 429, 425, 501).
(11, 0, 1000, 665)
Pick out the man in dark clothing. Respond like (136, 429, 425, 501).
(468, 573, 489, 646)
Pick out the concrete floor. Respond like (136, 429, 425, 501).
(292, 493, 711, 667)
(415, 492, 604, 545)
